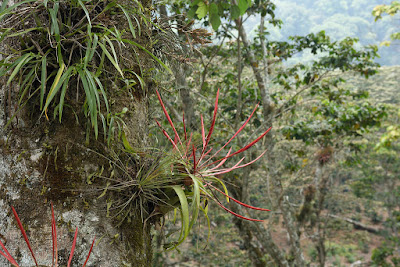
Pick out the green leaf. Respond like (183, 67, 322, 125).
(43, 64, 73, 115)
(209, 3, 218, 15)
(7, 27, 42, 38)
(118, 4, 136, 38)
(98, 41, 124, 77)
(88, 34, 99, 62)
(40, 56, 47, 110)
(58, 72, 71, 122)
(210, 13, 221, 31)
(209, 3, 220, 31)
(78, 68, 97, 134)
(45, 62, 65, 105)
(18, 67, 35, 104)
(231, 5, 241, 20)
(187, 6, 197, 19)
(93, 75, 109, 112)
(0, 28, 12, 44)
(199, 204, 211, 244)
(0, 0, 9, 13)
(0, 0, 36, 21)
(98, 182, 110, 199)
(238, 0, 248, 15)
(122, 38, 172, 74)
(189, 175, 201, 229)
(191, 0, 201, 6)
(7, 53, 32, 86)
(48, 8, 60, 42)
(210, 176, 230, 203)
(171, 185, 190, 248)
(84, 34, 92, 69)
(196, 1, 208, 19)
(77, 0, 91, 28)
(121, 131, 136, 153)
(85, 69, 100, 113)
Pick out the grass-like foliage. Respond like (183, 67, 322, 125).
(0, 203, 95, 267)
(0, 0, 170, 142)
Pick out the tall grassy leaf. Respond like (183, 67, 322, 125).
(117, 4, 136, 38)
(48, 8, 60, 42)
(0, 28, 12, 44)
(7, 27, 42, 38)
(43, 64, 74, 118)
(0, 0, 36, 21)
(45, 62, 65, 108)
(98, 41, 124, 77)
(122, 38, 172, 74)
(85, 69, 100, 112)
(40, 56, 47, 110)
(18, 67, 36, 104)
(77, 0, 91, 28)
(84, 34, 93, 69)
(58, 71, 72, 121)
(0, 0, 9, 13)
(7, 53, 32, 85)
(78, 68, 98, 138)
(85, 33, 98, 68)
(93, 76, 109, 112)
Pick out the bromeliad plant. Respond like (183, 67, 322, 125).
(0, 204, 95, 267)
(155, 89, 271, 248)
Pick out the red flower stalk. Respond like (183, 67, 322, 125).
(155, 89, 271, 221)
(0, 204, 95, 267)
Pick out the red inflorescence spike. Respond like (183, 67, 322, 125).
(67, 228, 78, 267)
(11, 206, 39, 267)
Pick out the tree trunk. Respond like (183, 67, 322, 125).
(230, 15, 309, 267)
(0, 0, 155, 265)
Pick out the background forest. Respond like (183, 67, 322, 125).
(151, 0, 400, 266)
(0, 0, 398, 266)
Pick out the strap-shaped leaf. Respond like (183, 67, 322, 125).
(93, 75, 109, 112)
(171, 185, 190, 248)
(189, 175, 201, 229)
(58, 70, 72, 122)
(118, 4, 136, 38)
(7, 53, 32, 86)
(77, 0, 91, 28)
(43, 64, 74, 121)
(122, 39, 172, 74)
(98, 41, 124, 77)
(0, 0, 36, 21)
(40, 56, 47, 110)
(18, 67, 36, 104)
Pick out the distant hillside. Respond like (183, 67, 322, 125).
(246, 0, 400, 66)
(344, 66, 400, 104)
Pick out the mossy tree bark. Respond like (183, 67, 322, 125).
(0, 0, 156, 265)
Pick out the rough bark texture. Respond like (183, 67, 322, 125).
(0, 0, 154, 266)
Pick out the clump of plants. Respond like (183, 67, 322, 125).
(0, 0, 169, 142)
(106, 89, 271, 249)
(0, 204, 95, 267)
